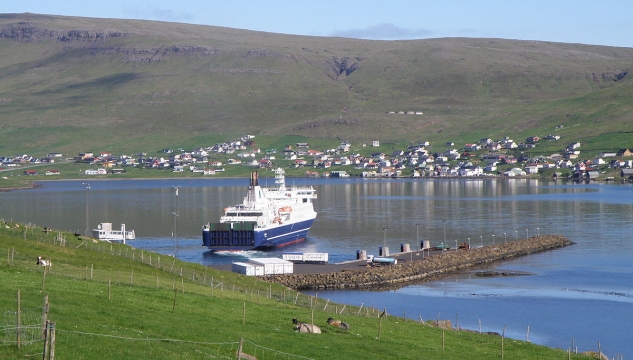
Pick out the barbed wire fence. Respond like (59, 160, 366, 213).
(2, 221, 612, 359)
(0, 293, 315, 359)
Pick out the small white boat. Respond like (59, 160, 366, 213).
(92, 223, 136, 243)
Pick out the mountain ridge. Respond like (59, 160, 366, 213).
(0, 13, 631, 155)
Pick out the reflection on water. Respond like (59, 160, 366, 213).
(2, 178, 633, 357)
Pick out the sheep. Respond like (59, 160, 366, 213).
(292, 318, 321, 334)
(36, 256, 51, 266)
(327, 317, 350, 330)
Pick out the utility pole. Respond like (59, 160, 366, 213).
(172, 186, 180, 257)
(83, 183, 90, 237)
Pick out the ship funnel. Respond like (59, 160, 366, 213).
(250, 171, 259, 186)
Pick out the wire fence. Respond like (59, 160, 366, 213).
(0, 308, 44, 347)
(2, 222, 616, 359)
(0, 222, 376, 359)
(1, 222, 380, 319)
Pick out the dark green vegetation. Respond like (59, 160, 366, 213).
(0, 13, 632, 158)
(0, 222, 595, 359)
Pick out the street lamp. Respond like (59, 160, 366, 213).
(468, 237, 471, 248)
(382, 227, 388, 248)
(526, 229, 529, 239)
(492, 234, 495, 245)
(172, 186, 181, 256)
(455, 240, 458, 250)
(83, 183, 90, 237)
(537, 227, 540, 237)
(480, 235, 483, 247)
(515, 230, 518, 240)
(504, 232, 507, 243)
(416, 223, 420, 249)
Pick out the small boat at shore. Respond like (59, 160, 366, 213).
(92, 222, 135, 243)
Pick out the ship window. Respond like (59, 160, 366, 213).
(227, 212, 262, 217)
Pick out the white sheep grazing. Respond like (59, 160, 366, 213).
(292, 318, 321, 334)
(36, 256, 51, 266)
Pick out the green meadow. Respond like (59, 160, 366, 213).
(0, 222, 595, 359)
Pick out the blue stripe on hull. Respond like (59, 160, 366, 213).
(253, 219, 314, 249)
(202, 219, 314, 251)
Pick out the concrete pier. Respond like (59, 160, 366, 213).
(264, 235, 573, 290)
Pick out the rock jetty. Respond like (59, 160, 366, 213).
(265, 235, 573, 290)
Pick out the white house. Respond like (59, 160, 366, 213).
(459, 166, 483, 177)
(85, 168, 107, 175)
(525, 165, 540, 174)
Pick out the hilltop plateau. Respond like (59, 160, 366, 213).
(0, 13, 632, 156)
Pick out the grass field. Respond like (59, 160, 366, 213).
(0, 221, 597, 359)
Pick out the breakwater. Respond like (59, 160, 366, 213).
(265, 235, 573, 290)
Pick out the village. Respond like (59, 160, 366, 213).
(2, 133, 633, 181)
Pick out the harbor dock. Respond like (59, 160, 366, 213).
(262, 235, 573, 290)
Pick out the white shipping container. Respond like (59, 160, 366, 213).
(282, 252, 328, 264)
(302, 252, 328, 263)
(232, 262, 265, 276)
(248, 258, 294, 275)
(282, 253, 304, 262)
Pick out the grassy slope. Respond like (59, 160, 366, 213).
(0, 13, 632, 157)
(0, 223, 593, 359)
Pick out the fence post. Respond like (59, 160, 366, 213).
(42, 320, 50, 360)
(42, 268, 47, 292)
(16, 290, 21, 349)
(108, 279, 111, 302)
(501, 325, 507, 359)
(49, 322, 56, 360)
(172, 289, 178, 312)
(237, 338, 244, 360)
(42, 295, 49, 339)
(598, 341, 601, 359)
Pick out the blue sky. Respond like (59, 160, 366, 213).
(3, 0, 633, 47)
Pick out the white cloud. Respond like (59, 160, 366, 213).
(330, 23, 432, 40)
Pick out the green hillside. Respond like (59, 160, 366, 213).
(0, 222, 595, 359)
(0, 13, 631, 156)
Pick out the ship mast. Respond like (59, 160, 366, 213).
(274, 168, 286, 191)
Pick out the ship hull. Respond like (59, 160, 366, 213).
(203, 218, 315, 251)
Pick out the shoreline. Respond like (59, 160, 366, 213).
(263, 235, 573, 290)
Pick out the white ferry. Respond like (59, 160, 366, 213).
(202, 168, 317, 251)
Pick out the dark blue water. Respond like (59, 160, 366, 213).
(1, 177, 632, 357)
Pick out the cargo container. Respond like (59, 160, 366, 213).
(282, 252, 328, 264)
(231, 262, 264, 276)
(248, 258, 294, 275)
